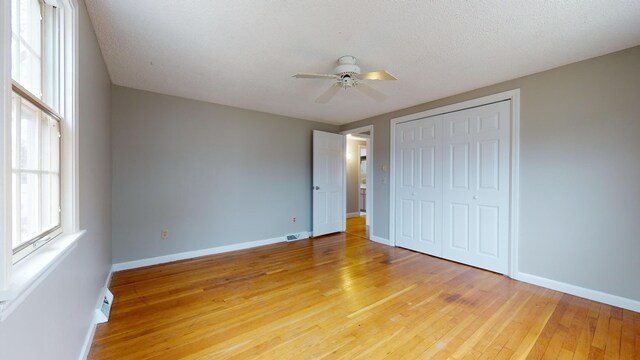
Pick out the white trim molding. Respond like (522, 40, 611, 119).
(389, 89, 521, 277)
(346, 212, 361, 219)
(370, 235, 392, 246)
(80, 266, 113, 360)
(0, 230, 85, 321)
(0, 0, 12, 295)
(514, 272, 640, 313)
(111, 235, 293, 272)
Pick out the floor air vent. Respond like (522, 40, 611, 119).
(286, 232, 309, 242)
(95, 289, 114, 324)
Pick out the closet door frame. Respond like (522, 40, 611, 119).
(389, 89, 521, 277)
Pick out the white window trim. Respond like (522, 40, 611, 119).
(0, 230, 84, 320)
(0, 0, 82, 321)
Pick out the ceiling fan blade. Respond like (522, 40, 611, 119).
(293, 73, 339, 80)
(315, 84, 342, 104)
(355, 83, 387, 102)
(357, 70, 397, 81)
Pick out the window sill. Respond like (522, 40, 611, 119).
(0, 230, 86, 321)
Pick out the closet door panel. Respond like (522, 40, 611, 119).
(442, 101, 510, 274)
(394, 116, 442, 255)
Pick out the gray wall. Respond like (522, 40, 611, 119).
(0, 1, 112, 359)
(346, 138, 366, 214)
(341, 46, 640, 302)
(111, 86, 339, 263)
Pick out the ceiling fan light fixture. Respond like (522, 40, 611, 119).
(340, 76, 355, 88)
(293, 55, 396, 103)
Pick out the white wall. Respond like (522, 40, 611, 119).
(0, 1, 112, 359)
(111, 86, 339, 264)
(341, 46, 640, 304)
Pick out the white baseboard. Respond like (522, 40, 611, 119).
(111, 235, 288, 272)
(79, 267, 114, 360)
(346, 212, 361, 219)
(370, 235, 392, 246)
(79, 320, 97, 360)
(514, 272, 640, 313)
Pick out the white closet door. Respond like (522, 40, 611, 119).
(394, 116, 443, 256)
(442, 101, 510, 274)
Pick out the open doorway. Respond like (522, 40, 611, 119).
(342, 126, 373, 240)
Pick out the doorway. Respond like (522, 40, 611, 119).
(342, 126, 374, 240)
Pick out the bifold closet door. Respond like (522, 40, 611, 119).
(394, 115, 443, 256)
(442, 101, 511, 274)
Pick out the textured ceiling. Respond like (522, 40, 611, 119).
(85, 0, 640, 125)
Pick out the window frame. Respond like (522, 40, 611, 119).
(11, 0, 44, 99)
(11, 80, 63, 263)
(11, 0, 64, 263)
(0, 0, 80, 320)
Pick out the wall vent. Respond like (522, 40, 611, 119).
(95, 288, 114, 324)
(286, 232, 310, 242)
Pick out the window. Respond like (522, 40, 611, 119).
(10, 0, 63, 263)
(0, 0, 77, 318)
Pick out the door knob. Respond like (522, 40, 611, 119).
(314, 186, 320, 190)
(473, 195, 478, 200)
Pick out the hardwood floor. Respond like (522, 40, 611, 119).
(345, 215, 368, 238)
(90, 217, 640, 359)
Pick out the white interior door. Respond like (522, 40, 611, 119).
(442, 101, 511, 273)
(313, 130, 345, 236)
(394, 116, 443, 256)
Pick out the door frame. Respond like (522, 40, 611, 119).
(341, 125, 374, 240)
(389, 89, 520, 276)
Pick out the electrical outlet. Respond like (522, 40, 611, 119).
(292, 217, 297, 223)
(161, 229, 169, 239)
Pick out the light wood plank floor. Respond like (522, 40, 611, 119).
(345, 215, 368, 239)
(90, 217, 640, 359)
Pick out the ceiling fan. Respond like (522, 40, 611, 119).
(293, 55, 396, 104)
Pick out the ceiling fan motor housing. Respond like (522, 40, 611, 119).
(335, 55, 361, 79)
